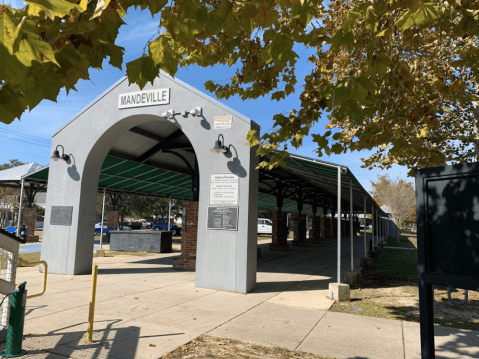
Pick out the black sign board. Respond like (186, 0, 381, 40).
(207, 206, 238, 231)
(50, 206, 73, 226)
(416, 163, 479, 359)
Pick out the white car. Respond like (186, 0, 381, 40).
(258, 218, 273, 234)
(139, 219, 152, 229)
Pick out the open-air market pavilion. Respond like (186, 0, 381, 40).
(0, 72, 391, 294)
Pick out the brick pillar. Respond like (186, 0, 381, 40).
(107, 211, 119, 229)
(292, 214, 307, 247)
(23, 207, 39, 241)
(173, 201, 198, 271)
(309, 215, 321, 244)
(269, 210, 289, 250)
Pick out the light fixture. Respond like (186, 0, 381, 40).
(211, 134, 229, 154)
(50, 145, 70, 162)
(189, 107, 202, 116)
(161, 110, 175, 119)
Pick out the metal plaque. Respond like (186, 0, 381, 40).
(50, 206, 73, 226)
(207, 206, 238, 231)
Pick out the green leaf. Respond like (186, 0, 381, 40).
(204, 80, 218, 93)
(271, 91, 285, 101)
(16, 20, 60, 67)
(246, 130, 259, 146)
(25, 0, 82, 19)
(90, 0, 111, 20)
(126, 55, 159, 89)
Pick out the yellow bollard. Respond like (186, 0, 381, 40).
(86, 265, 98, 343)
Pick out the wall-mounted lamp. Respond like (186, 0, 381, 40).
(211, 134, 229, 154)
(161, 110, 175, 119)
(189, 107, 202, 116)
(50, 145, 70, 162)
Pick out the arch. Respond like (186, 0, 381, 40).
(41, 75, 259, 293)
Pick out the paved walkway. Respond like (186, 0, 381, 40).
(1, 235, 478, 358)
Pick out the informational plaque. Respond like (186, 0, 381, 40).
(50, 206, 73, 226)
(207, 206, 238, 230)
(210, 174, 239, 205)
(214, 116, 232, 129)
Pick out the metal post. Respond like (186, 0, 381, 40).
(168, 196, 172, 230)
(371, 204, 374, 250)
(350, 180, 353, 272)
(337, 167, 342, 283)
(86, 265, 98, 343)
(100, 188, 106, 249)
(364, 196, 367, 257)
(15, 179, 25, 237)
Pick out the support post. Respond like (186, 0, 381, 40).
(350, 180, 353, 272)
(15, 179, 25, 237)
(337, 167, 342, 283)
(168, 196, 172, 230)
(100, 188, 106, 249)
(371, 204, 375, 250)
(364, 197, 367, 257)
(86, 265, 98, 343)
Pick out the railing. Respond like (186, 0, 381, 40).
(17, 258, 48, 299)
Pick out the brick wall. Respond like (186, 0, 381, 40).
(173, 201, 198, 271)
(270, 210, 289, 250)
(23, 207, 38, 241)
(310, 216, 321, 243)
(292, 213, 307, 246)
(107, 211, 119, 229)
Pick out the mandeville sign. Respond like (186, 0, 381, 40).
(118, 88, 170, 109)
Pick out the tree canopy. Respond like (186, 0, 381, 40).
(2, 1, 479, 173)
(370, 174, 415, 229)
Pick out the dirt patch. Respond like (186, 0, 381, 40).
(161, 335, 336, 359)
(331, 266, 479, 331)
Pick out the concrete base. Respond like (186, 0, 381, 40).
(269, 243, 290, 251)
(347, 272, 361, 287)
(292, 241, 308, 247)
(360, 257, 373, 268)
(328, 283, 350, 302)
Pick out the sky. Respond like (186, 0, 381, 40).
(0, 2, 411, 192)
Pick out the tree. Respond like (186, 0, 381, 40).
(2, 1, 479, 173)
(370, 174, 415, 230)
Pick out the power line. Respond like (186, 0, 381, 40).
(1, 128, 50, 144)
(0, 135, 50, 148)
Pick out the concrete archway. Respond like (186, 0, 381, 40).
(41, 74, 259, 293)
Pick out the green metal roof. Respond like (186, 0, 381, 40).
(10, 153, 381, 216)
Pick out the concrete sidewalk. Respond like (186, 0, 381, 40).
(1, 235, 478, 358)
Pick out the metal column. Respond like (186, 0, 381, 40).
(350, 180, 353, 271)
(15, 179, 25, 237)
(364, 196, 367, 257)
(371, 204, 375, 250)
(337, 167, 342, 283)
(100, 188, 106, 249)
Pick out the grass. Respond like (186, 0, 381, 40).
(18, 252, 41, 267)
(373, 246, 418, 281)
(385, 235, 417, 249)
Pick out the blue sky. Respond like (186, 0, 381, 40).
(0, 2, 410, 192)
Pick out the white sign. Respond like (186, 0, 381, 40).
(210, 174, 239, 205)
(214, 116, 232, 129)
(118, 88, 170, 109)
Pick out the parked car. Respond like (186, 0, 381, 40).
(151, 219, 180, 235)
(94, 222, 132, 236)
(258, 218, 273, 234)
(139, 219, 152, 229)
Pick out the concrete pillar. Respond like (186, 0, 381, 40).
(309, 215, 321, 244)
(269, 210, 289, 250)
(23, 207, 38, 242)
(173, 201, 198, 271)
(292, 213, 307, 246)
(107, 211, 119, 229)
